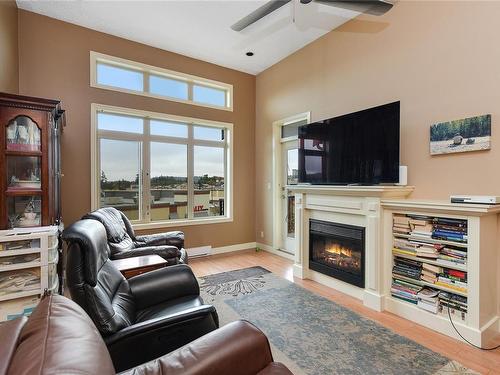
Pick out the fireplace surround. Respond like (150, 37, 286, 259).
(288, 185, 414, 311)
(309, 219, 365, 288)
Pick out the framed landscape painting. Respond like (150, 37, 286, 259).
(430, 114, 491, 155)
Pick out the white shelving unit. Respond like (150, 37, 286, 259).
(381, 200, 500, 347)
(0, 226, 59, 321)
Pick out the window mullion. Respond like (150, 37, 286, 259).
(188, 82, 193, 102)
(143, 71, 150, 94)
(187, 125, 194, 220)
(143, 118, 151, 223)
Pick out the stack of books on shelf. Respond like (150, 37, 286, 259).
(391, 277, 421, 304)
(438, 292, 467, 320)
(392, 256, 422, 280)
(391, 214, 469, 320)
(416, 287, 440, 314)
(432, 218, 468, 243)
(392, 238, 418, 256)
(435, 269, 467, 294)
(393, 214, 468, 267)
(437, 246, 467, 268)
(393, 214, 411, 235)
(408, 216, 434, 242)
(392, 237, 440, 259)
(420, 263, 441, 283)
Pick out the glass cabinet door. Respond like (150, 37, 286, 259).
(4, 115, 44, 228)
(7, 196, 42, 228)
(5, 116, 41, 152)
(7, 156, 41, 190)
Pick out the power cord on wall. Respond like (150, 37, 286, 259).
(447, 296, 500, 351)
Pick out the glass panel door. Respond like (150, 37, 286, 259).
(281, 141, 298, 254)
(99, 139, 142, 221)
(150, 142, 188, 221)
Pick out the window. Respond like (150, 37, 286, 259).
(92, 104, 232, 228)
(91, 51, 233, 110)
(193, 85, 226, 107)
(96, 63, 143, 92)
(149, 75, 188, 100)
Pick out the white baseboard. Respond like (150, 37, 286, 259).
(210, 242, 256, 255)
(186, 245, 212, 257)
(256, 242, 295, 260)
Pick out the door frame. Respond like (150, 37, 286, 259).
(271, 111, 311, 257)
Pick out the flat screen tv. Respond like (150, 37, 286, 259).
(298, 101, 400, 185)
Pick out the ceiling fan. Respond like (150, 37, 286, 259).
(231, 0, 394, 32)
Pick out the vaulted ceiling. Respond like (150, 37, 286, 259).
(17, 0, 359, 75)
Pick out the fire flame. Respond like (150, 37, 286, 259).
(325, 243, 352, 258)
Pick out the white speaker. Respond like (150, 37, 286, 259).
(397, 166, 407, 186)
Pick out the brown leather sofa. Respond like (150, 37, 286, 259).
(0, 295, 293, 375)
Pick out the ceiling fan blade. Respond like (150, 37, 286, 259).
(315, 0, 394, 16)
(231, 0, 292, 31)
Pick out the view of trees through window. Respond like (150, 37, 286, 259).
(97, 111, 228, 223)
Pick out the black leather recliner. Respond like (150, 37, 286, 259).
(83, 207, 188, 264)
(63, 219, 219, 372)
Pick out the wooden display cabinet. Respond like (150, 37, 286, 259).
(0, 93, 65, 229)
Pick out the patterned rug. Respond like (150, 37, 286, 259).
(199, 266, 478, 375)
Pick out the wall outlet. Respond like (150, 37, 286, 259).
(267, 182, 271, 190)
(260, 231, 264, 238)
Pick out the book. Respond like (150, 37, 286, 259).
(435, 281, 467, 293)
(417, 287, 440, 302)
(433, 218, 468, 227)
(392, 278, 421, 291)
(421, 274, 437, 283)
(421, 269, 437, 278)
(436, 258, 466, 268)
(437, 276, 467, 288)
(392, 294, 418, 304)
(433, 224, 468, 233)
(433, 229, 468, 239)
(417, 300, 438, 314)
(393, 248, 417, 257)
(445, 269, 466, 279)
(422, 263, 442, 274)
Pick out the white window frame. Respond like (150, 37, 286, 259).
(90, 51, 234, 111)
(91, 103, 233, 230)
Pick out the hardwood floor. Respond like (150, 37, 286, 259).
(190, 249, 500, 375)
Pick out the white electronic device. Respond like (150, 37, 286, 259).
(450, 195, 500, 204)
(396, 166, 407, 186)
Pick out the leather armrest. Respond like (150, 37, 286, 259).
(119, 320, 278, 375)
(107, 305, 218, 372)
(135, 231, 184, 249)
(128, 264, 199, 310)
(112, 246, 180, 261)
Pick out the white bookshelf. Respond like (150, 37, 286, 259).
(381, 200, 500, 347)
(0, 226, 59, 321)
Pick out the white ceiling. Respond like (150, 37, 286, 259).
(17, 0, 360, 75)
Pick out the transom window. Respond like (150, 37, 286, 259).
(90, 51, 233, 110)
(91, 104, 232, 228)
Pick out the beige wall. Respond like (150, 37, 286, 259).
(18, 10, 256, 248)
(255, 1, 500, 246)
(0, 0, 19, 93)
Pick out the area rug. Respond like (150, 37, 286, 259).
(199, 266, 477, 375)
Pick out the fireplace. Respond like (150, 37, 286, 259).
(309, 219, 365, 288)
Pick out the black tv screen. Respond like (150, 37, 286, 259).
(298, 102, 400, 185)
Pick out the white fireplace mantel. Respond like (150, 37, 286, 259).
(288, 185, 414, 311)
